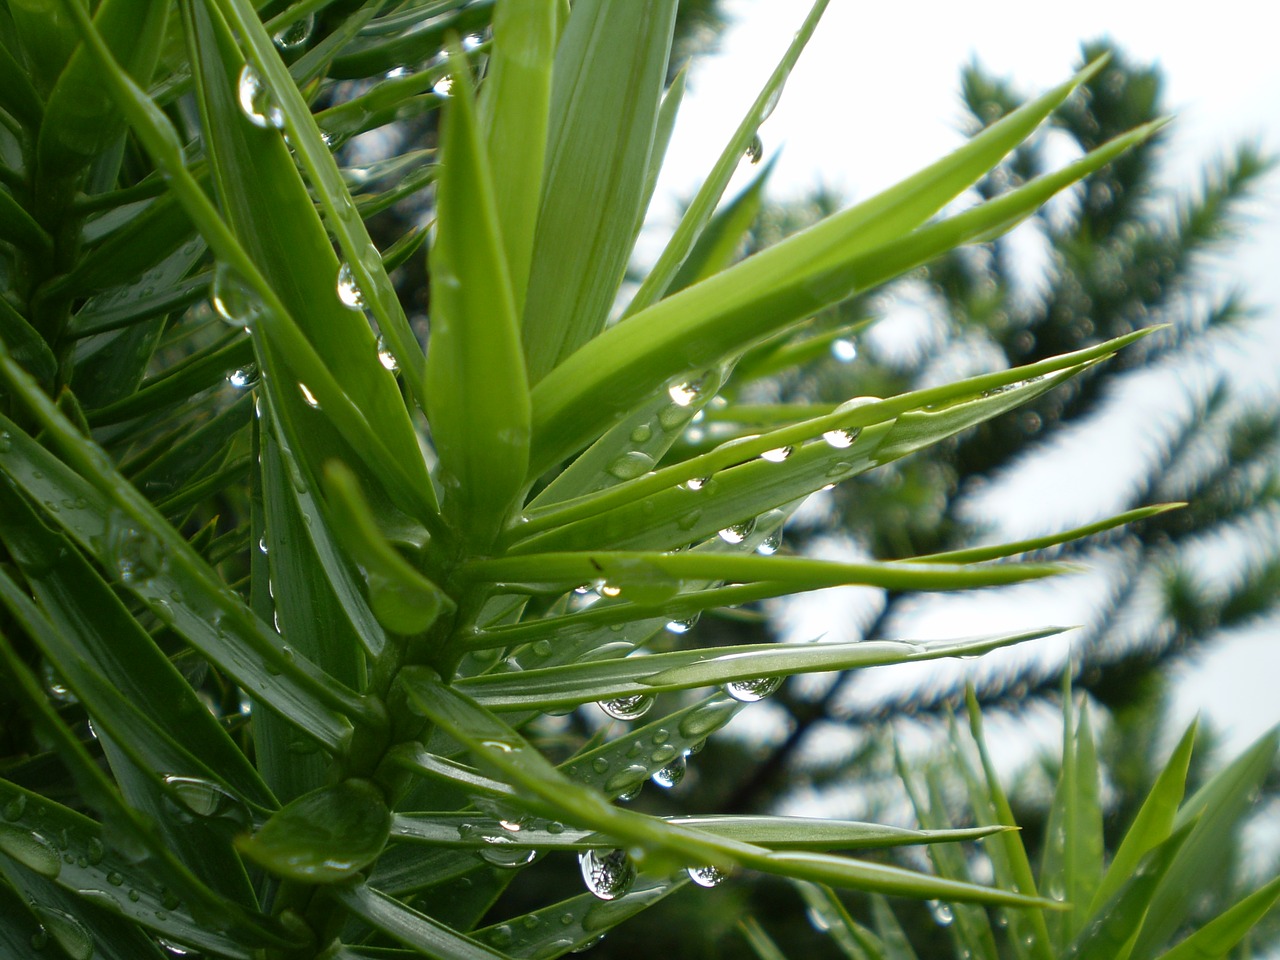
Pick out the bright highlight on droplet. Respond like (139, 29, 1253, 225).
(822, 427, 858, 449)
(760, 445, 793, 462)
(831, 338, 857, 362)
(271, 14, 314, 51)
(667, 380, 700, 406)
(298, 383, 320, 408)
(432, 75, 454, 97)
(376, 337, 398, 371)
(598, 695, 654, 721)
(237, 64, 284, 130)
(579, 848, 635, 901)
(337, 262, 365, 309)
(687, 864, 729, 888)
(725, 676, 783, 703)
(717, 518, 756, 544)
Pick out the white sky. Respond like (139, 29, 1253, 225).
(649, 1, 1280, 758)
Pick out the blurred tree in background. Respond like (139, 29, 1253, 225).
(566, 39, 1280, 960)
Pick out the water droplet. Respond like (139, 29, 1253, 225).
(687, 864, 729, 888)
(928, 899, 955, 926)
(822, 427, 859, 449)
(650, 754, 686, 789)
(432, 74, 454, 97)
(237, 64, 283, 130)
(604, 764, 649, 795)
(597, 583, 622, 599)
(157, 939, 197, 957)
(630, 424, 653, 443)
(41, 661, 77, 704)
(336, 262, 365, 309)
(667, 380, 701, 407)
(33, 907, 93, 960)
(3, 794, 27, 821)
(101, 514, 166, 585)
(227, 367, 256, 389)
(85, 836, 105, 865)
(579, 849, 635, 901)
(682, 477, 709, 492)
(461, 821, 537, 869)
(756, 531, 783, 555)
(0, 432, 11, 453)
(461, 32, 484, 51)
(211, 262, 262, 327)
(127, 889, 141, 903)
(724, 676, 782, 703)
(591, 757, 609, 774)
(161, 776, 249, 826)
(0, 824, 61, 877)
(107, 871, 124, 886)
(617, 782, 644, 802)
(376, 336, 398, 371)
(760, 445, 792, 462)
(665, 613, 700, 634)
(607, 451, 655, 480)
(481, 740, 516, 753)
(298, 383, 320, 409)
(272, 14, 314, 51)
(717, 518, 756, 544)
(744, 133, 764, 164)
(598, 695, 653, 721)
(831, 338, 857, 362)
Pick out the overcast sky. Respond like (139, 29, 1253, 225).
(649, 1, 1280, 758)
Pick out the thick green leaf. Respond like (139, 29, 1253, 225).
(0, 396, 365, 750)
(1065, 827, 1192, 960)
(0, 38, 43, 129)
(322, 461, 452, 635)
(329, 883, 510, 960)
(39, 0, 168, 178)
(1130, 727, 1280, 960)
(0, 185, 53, 254)
(1087, 719, 1197, 916)
(0, 295, 56, 382)
(237, 780, 390, 883)
(478, 0, 556, 314)
(1154, 873, 1280, 960)
(624, 0, 827, 314)
(0, 645, 297, 955)
(520, 0, 678, 381)
(398, 671, 1062, 908)
(513, 328, 1156, 543)
(529, 117, 1164, 469)
(426, 43, 531, 546)
(463, 550, 1064, 596)
(218, 0, 432, 414)
(472, 876, 685, 957)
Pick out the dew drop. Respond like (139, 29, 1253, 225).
(759, 445, 792, 463)
(682, 477, 709, 492)
(32, 907, 93, 960)
(376, 336, 398, 371)
(161, 776, 249, 826)
(717, 517, 756, 544)
(0, 432, 11, 453)
(298, 383, 320, 409)
(0, 824, 61, 877)
(598, 695, 653, 721)
(756, 531, 783, 556)
(211, 262, 262, 327)
(724, 676, 782, 703)
(591, 757, 609, 774)
(432, 74, 454, 97)
(597, 583, 622, 599)
(3, 794, 27, 821)
(226, 367, 257, 389)
(667, 380, 701, 407)
(744, 133, 763, 164)
(822, 427, 859, 449)
(928, 899, 955, 926)
(461, 32, 484, 51)
(236, 64, 284, 130)
(271, 14, 314, 51)
(687, 864, 728, 888)
(630, 424, 653, 443)
(42, 662, 77, 704)
(831, 338, 857, 362)
(336, 262, 365, 309)
(678, 698, 738, 738)
(665, 613, 700, 634)
(579, 849, 635, 901)
(101, 514, 166, 585)
(604, 764, 649, 795)
(607, 451, 655, 480)
(650, 753, 686, 789)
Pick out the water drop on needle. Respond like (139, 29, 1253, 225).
(598, 695, 654, 721)
(237, 64, 284, 129)
(579, 848, 635, 901)
(336, 262, 365, 309)
(724, 676, 782, 703)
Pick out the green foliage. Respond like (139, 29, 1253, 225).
(0, 2, 1267, 959)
